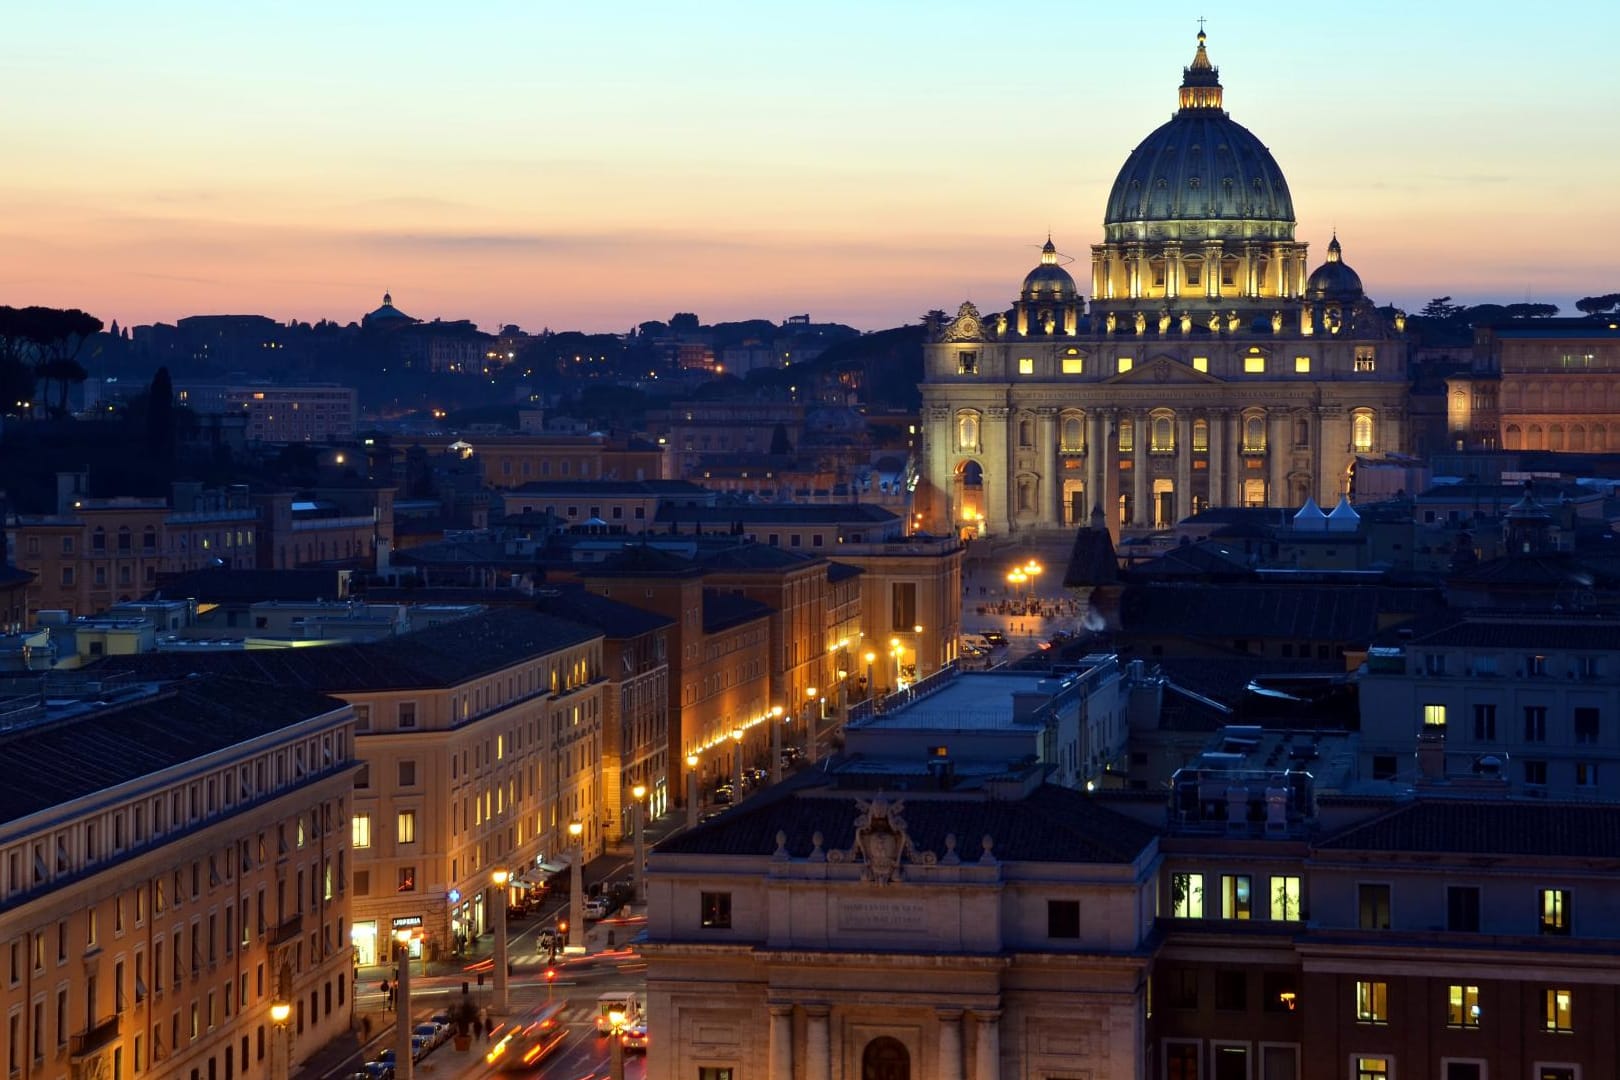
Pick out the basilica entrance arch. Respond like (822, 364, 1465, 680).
(954, 460, 985, 536)
(862, 1036, 911, 1080)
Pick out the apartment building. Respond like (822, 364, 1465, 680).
(410, 435, 663, 490)
(0, 673, 357, 1080)
(176, 383, 359, 444)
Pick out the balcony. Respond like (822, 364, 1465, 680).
(70, 1015, 120, 1060)
(269, 913, 303, 948)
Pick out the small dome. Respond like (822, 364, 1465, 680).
(1292, 497, 1327, 531)
(1306, 235, 1364, 301)
(364, 290, 416, 325)
(1022, 237, 1077, 300)
(1326, 495, 1362, 532)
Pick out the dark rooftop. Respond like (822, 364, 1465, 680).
(152, 567, 351, 605)
(0, 675, 348, 824)
(581, 545, 704, 579)
(533, 587, 673, 639)
(1318, 798, 1620, 858)
(826, 561, 864, 583)
(655, 503, 900, 525)
(1374, 610, 1620, 652)
(702, 589, 773, 633)
(507, 480, 709, 497)
(1119, 583, 1438, 644)
(698, 543, 826, 573)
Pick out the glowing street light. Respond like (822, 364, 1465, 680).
(268, 1000, 292, 1080)
(568, 821, 585, 953)
(630, 783, 648, 904)
(805, 687, 820, 765)
(685, 754, 700, 829)
(491, 868, 510, 1012)
(394, 928, 417, 1079)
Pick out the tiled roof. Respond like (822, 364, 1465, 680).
(699, 544, 825, 572)
(1375, 611, 1620, 651)
(97, 608, 601, 692)
(702, 589, 772, 633)
(152, 567, 350, 604)
(1118, 584, 1423, 642)
(533, 588, 673, 639)
(581, 545, 704, 579)
(656, 782, 1156, 865)
(0, 676, 348, 824)
(1317, 799, 1620, 858)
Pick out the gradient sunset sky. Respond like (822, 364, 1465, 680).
(1, 1, 1614, 333)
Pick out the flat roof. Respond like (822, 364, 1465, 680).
(854, 672, 1054, 732)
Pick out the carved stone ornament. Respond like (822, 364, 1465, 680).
(940, 301, 985, 343)
(826, 795, 936, 884)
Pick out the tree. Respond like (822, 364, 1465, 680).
(1420, 296, 1463, 321)
(146, 367, 176, 459)
(668, 312, 701, 333)
(1504, 303, 1559, 319)
(1575, 293, 1620, 317)
(21, 307, 102, 412)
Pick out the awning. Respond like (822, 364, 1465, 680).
(532, 861, 567, 876)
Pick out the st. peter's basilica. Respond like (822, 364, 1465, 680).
(917, 31, 1410, 539)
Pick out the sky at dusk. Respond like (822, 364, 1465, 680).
(1, 1, 1615, 334)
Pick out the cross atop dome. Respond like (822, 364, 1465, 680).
(1179, 25, 1223, 111)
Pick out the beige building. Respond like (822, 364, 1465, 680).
(1447, 320, 1620, 452)
(0, 673, 356, 1080)
(917, 32, 1410, 539)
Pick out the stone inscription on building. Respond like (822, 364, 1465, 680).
(837, 897, 928, 932)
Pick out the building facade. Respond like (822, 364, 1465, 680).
(917, 32, 1410, 539)
(1447, 319, 1620, 453)
(175, 383, 359, 444)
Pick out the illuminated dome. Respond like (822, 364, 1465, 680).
(1103, 31, 1295, 244)
(1305, 235, 1365, 301)
(1021, 237, 1078, 301)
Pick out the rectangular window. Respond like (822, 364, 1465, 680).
(1270, 876, 1302, 921)
(700, 892, 732, 929)
(1423, 704, 1447, 732)
(1354, 348, 1376, 373)
(1171, 873, 1204, 918)
(1117, 420, 1134, 452)
(396, 811, 415, 845)
(1221, 875, 1251, 920)
(1355, 980, 1388, 1023)
(351, 814, 370, 849)
(1214, 970, 1246, 1011)
(1018, 357, 1034, 375)
(397, 761, 416, 787)
(1524, 759, 1548, 786)
(1046, 899, 1080, 939)
(1355, 1058, 1390, 1080)
(1544, 988, 1573, 1033)
(1540, 889, 1571, 935)
(1537, 1069, 1575, 1080)
(1243, 354, 1266, 374)
(1358, 884, 1391, 930)
(1472, 704, 1496, 741)
(1447, 984, 1481, 1028)
(1191, 356, 1208, 373)
(1524, 705, 1547, 741)
(1164, 966, 1198, 1010)
(397, 703, 416, 729)
(957, 351, 977, 376)
(1576, 762, 1599, 788)
(890, 583, 917, 632)
(1061, 356, 1084, 375)
(396, 867, 415, 893)
(1165, 1043, 1198, 1080)
(1574, 707, 1599, 744)
(1447, 886, 1481, 932)
(1117, 357, 1133, 375)
(352, 705, 370, 732)
(698, 1070, 735, 1080)
(1294, 355, 1311, 373)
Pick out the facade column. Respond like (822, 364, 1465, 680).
(1038, 408, 1060, 527)
(1229, 411, 1248, 507)
(804, 1005, 832, 1080)
(1174, 412, 1193, 521)
(927, 405, 952, 531)
(1207, 408, 1225, 509)
(973, 1011, 1002, 1080)
(1269, 412, 1291, 507)
(769, 1005, 795, 1080)
(1131, 412, 1149, 527)
(937, 1009, 965, 1080)
(1085, 412, 1106, 520)
(983, 406, 1010, 535)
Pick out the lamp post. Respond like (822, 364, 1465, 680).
(394, 929, 415, 1080)
(630, 783, 648, 906)
(685, 754, 700, 830)
(864, 651, 876, 698)
(490, 868, 510, 1013)
(770, 704, 785, 784)
(889, 636, 902, 689)
(568, 820, 585, 953)
(268, 1000, 292, 1080)
(913, 623, 925, 680)
(805, 686, 819, 764)
(608, 1008, 628, 1080)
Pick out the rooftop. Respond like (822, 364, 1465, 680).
(702, 590, 773, 633)
(654, 503, 901, 525)
(533, 587, 674, 638)
(1318, 798, 1620, 858)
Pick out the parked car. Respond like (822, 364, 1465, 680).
(982, 630, 1008, 647)
(413, 1022, 445, 1050)
(360, 1057, 396, 1079)
(713, 784, 735, 805)
(584, 896, 613, 921)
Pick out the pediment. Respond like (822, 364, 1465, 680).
(1103, 354, 1224, 385)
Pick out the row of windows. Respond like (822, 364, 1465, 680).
(959, 348, 1378, 377)
(1350, 883, 1572, 935)
(1354, 978, 1574, 1034)
(1417, 651, 1601, 680)
(1419, 702, 1602, 744)
(956, 410, 1376, 455)
(1169, 873, 1303, 921)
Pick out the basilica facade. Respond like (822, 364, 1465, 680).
(918, 32, 1410, 538)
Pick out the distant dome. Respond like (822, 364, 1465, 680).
(1306, 235, 1365, 301)
(364, 291, 416, 326)
(1022, 237, 1078, 301)
(1103, 31, 1296, 243)
(1292, 497, 1327, 531)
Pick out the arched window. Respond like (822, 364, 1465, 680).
(1352, 411, 1376, 453)
(1548, 424, 1565, 451)
(1243, 414, 1266, 452)
(1192, 418, 1209, 451)
(1018, 417, 1034, 448)
(1570, 425, 1586, 451)
(1117, 418, 1134, 453)
(862, 1036, 911, 1080)
(1151, 414, 1174, 452)
(1528, 424, 1545, 450)
(1060, 414, 1084, 452)
(1504, 424, 1522, 450)
(956, 412, 979, 453)
(1593, 424, 1606, 452)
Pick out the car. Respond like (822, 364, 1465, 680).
(410, 1033, 432, 1061)
(713, 784, 734, 805)
(413, 1022, 444, 1049)
(982, 631, 1008, 647)
(584, 896, 613, 921)
(619, 1017, 649, 1054)
(359, 1059, 395, 1079)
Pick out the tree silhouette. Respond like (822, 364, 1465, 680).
(21, 307, 102, 413)
(146, 366, 176, 460)
(1575, 293, 1620, 317)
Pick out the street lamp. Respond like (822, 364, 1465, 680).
(268, 1000, 292, 1080)
(608, 1008, 628, 1080)
(394, 928, 416, 1080)
(568, 820, 585, 953)
(864, 651, 876, 696)
(770, 704, 786, 784)
(630, 783, 648, 906)
(490, 868, 510, 1013)
(731, 727, 745, 793)
(685, 754, 700, 830)
(805, 686, 819, 765)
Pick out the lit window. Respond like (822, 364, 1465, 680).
(1171, 873, 1204, 918)
(1221, 875, 1251, 920)
(1117, 420, 1134, 453)
(1355, 1057, 1390, 1080)
(1355, 980, 1388, 1023)
(1544, 987, 1573, 1033)
(1270, 875, 1302, 921)
(1352, 411, 1375, 452)
(1061, 356, 1084, 375)
(1354, 348, 1376, 372)
(1151, 415, 1175, 451)
(1018, 357, 1034, 375)
(1539, 889, 1571, 935)
(1244, 354, 1266, 374)
(1192, 356, 1209, 372)
(1447, 984, 1480, 1028)
(351, 814, 370, 849)
(957, 351, 978, 375)
(1117, 357, 1133, 374)
(396, 811, 416, 845)
(1192, 419, 1209, 451)
(1423, 704, 1447, 731)
(1294, 355, 1311, 373)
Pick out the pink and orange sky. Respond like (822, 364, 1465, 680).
(1, 2, 1615, 333)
